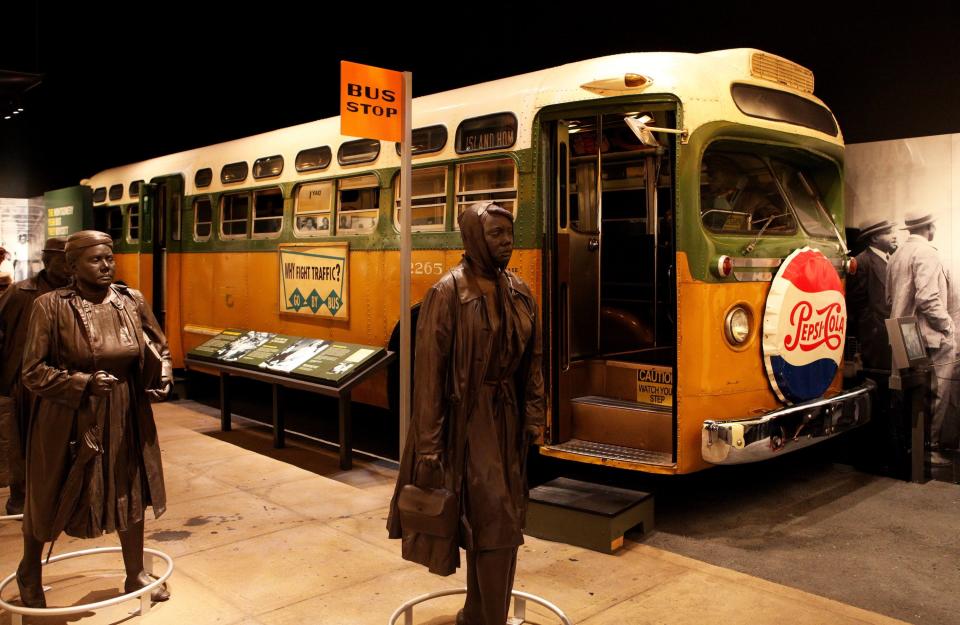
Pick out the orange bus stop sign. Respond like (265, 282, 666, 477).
(341, 61, 404, 142)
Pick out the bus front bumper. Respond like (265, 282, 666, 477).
(701, 379, 876, 465)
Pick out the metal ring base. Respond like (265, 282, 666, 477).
(388, 587, 572, 625)
(0, 546, 174, 624)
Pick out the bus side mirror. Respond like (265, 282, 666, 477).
(624, 115, 689, 146)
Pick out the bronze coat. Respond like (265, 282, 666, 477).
(386, 261, 545, 575)
(0, 271, 60, 394)
(20, 284, 169, 541)
(0, 271, 61, 487)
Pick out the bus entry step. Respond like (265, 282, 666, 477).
(524, 477, 654, 554)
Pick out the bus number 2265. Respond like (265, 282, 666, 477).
(412, 262, 444, 276)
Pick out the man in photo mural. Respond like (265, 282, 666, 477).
(848, 220, 897, 371)
(886, 212, 957, 466)
(387, 202, 545, 625)
(0, 237, 71, 516)
(846, 220, 901, 471)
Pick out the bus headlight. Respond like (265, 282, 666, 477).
(725, 306, 751, 345)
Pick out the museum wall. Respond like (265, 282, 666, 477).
(0, 196, 47, 280)
(846, 134, 960, 279)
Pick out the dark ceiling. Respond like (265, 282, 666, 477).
(1, 2, 959, 197)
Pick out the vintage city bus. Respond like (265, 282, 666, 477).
(55, 48, 872, 475)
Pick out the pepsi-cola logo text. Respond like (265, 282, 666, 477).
(784, 301, 845, 352)
(762, 247, 847, 404)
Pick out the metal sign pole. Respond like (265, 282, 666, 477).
(399, 71, 413, 458)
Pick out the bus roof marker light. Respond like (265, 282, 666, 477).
(580, 73, 652, 95)
(624, 114, 688, 146)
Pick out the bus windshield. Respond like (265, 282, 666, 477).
(700, 151, 796, 235)
(769, 160, 836, 238)
(699, 145, 838, 239)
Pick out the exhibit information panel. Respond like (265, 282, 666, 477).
(189, 329, 246, 359)
(43, 185, 91, 237)
(188, 329, 384, 385)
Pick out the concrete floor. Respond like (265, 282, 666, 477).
(645, 455, 960, 625)
(0, 400, 912, 625)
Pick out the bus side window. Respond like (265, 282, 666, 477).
(294, 181, 333, 237)
(194, 197, 212, 241)
(567, 116, 600, 234)
(94, 206, 108, 235)
(221, 192, 251, 238)
(95, 205, 124, 241)
(394, 166, 447, 232)
(454, 158, 517, 229)
(252, 188, 284, 237)
(337, 174, 379, 235)
(127, 203, 140, 243)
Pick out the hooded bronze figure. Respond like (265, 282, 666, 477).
(16, 230, 172, 607)
(388, 202, 545, 625)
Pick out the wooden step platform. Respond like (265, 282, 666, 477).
(524, 477, 654, 554)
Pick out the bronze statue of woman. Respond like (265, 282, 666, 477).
(388, 202, 545, 625)
(16, 230, 171, 607)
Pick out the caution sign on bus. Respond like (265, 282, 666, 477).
(340, 60, 403, 142)
(636, 365, 673, 407)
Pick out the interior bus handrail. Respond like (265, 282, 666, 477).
(561, 282, 570, 372)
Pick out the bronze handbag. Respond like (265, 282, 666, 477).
(397, 484, 457, 538)
(142, 340, 164, 390)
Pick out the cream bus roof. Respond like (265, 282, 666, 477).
(87, 48, 842, 200)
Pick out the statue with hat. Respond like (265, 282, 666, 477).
(0, 237, 71, 517)
(886, 212, 959, 466)
(847, 219, 897, 371)
(15, 230, 172, 607)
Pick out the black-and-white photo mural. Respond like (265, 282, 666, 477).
(846, 134, 960, 467)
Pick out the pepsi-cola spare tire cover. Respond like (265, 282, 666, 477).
(762, 247, 846, 404)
